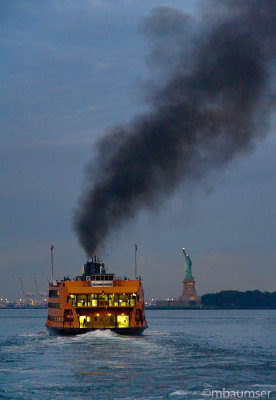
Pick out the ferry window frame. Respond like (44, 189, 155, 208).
(99, 294, 108, 306)
(69, 294, 76, 306)
(130, 294, 136, 306)
(49, 290, 60, 298)
(88, 294, 98, 306)
(48, 302, 61, 309)
(119, 294, 130, 306)
(117, 315, 129, 328)
(108, 294, 119, 306)
(77, 294, 87, 307)
(48, 315, 64, 323)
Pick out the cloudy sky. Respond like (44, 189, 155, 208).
(1, 0, 275, 299)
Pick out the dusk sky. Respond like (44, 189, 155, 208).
(1, 0, 275, 300)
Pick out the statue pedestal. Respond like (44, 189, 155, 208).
(180, 278, 200, 306)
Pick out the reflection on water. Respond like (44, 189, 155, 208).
(0, 309, 275, 399)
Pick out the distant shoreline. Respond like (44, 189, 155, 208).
(148, 290, 276, 310)
(0, 306, 47, 310)
(0, 305, 275, 310)
(146, 306, 276, 310)
(1, 289, 275, 310)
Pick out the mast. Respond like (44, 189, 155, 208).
(50, 245, 54, 282)
(135, 243, 138, 279)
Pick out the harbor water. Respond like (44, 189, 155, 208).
(0, 309, 275, 399)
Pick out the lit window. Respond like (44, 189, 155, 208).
(117, 315, 129, 328)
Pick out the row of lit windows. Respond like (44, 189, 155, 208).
(79, 314, 129, 328)
(48, 302, 61, 308)
(69, 293, 137, 307)
(48, 315, 63, 322)
(49, 290, 60, 298)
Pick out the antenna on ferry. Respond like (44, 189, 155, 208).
(135, 243, 138, 279)
(50, 245, 54, 282)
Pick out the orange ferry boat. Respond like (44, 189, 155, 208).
(46, 257, 148, 335)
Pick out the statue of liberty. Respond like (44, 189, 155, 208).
(182, 248, 193, 279)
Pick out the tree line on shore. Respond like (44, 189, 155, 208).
(201, 290, 276, 308)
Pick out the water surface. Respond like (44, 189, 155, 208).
(0, 309, 275, 399)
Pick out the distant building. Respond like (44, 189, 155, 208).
(156, 248, 201, 308)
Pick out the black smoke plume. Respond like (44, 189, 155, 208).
(73, 1, 276, 256)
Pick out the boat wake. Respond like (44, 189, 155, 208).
(169, 389, 200, 397)
(19, 330, 47, 337)
(46, 329, 125, 346)
(73, 329, 119, 340)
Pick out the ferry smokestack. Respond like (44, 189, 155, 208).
(73, 1, 276, 255)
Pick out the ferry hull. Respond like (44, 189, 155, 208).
(46, 325, 147, 336)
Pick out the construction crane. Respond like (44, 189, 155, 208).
(33, 277, 47, 304)
(18, 277, 34, 305)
